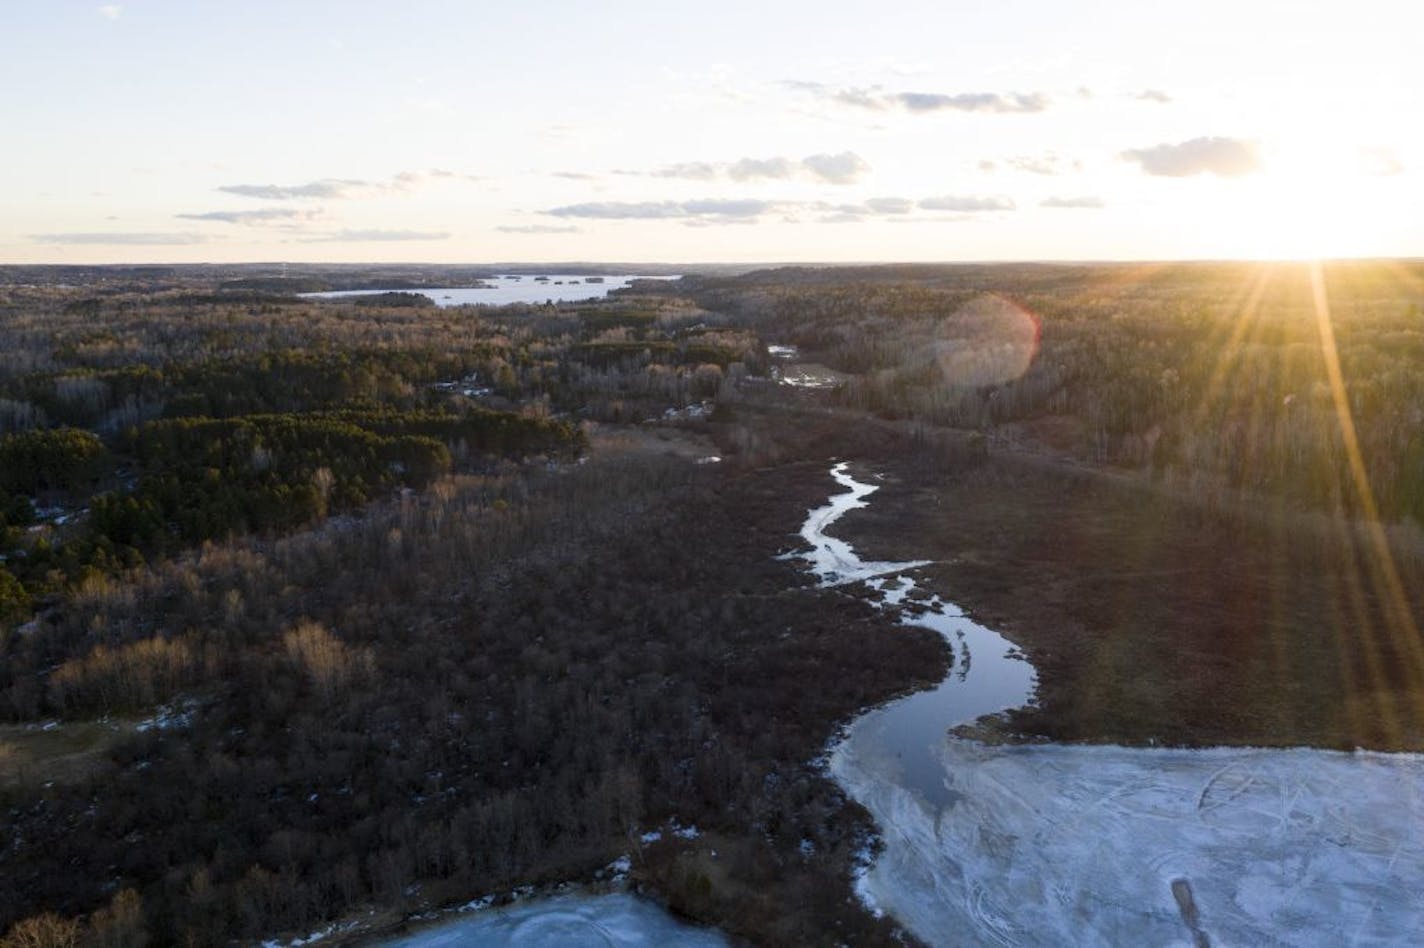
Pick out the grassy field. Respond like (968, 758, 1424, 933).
(0, 719, 134, 791)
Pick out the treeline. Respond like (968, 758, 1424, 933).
(92, 416, 444, 551)
(0, 406, 582, 617)
(0, 427, 108, 494)
(0, 348, 507, 433)
(0, 292, 754, 439)
(0, 287, 504, 384)
(95, 409, 580, 549)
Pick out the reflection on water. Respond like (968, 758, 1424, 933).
(796, 462, 1037, 806)
(849, 591, 1037, 807)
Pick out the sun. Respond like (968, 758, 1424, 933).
(1213, 145, 1404, 261)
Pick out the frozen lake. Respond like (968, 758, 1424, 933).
(380, 893, 727, 947)
(799, 462, 1424, 947)
(301, 275, 678, 307)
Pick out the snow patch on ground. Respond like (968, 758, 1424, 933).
(661, 400, 712, 421)
(457, 895, 495, 913)
(135, 699, 198, 733)
(261, 917, 363, 947)
(637, 820, 700, 846)
(773, 363, 849, 389)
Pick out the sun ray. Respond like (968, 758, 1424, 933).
(1309, 262, 1424, 724)
(1189, 263, 1274, 442)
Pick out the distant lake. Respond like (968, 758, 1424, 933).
(302, 275, 679, 307)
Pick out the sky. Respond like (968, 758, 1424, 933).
(2, 0, 1421, 264)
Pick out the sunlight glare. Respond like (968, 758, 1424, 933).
(1218, 145, 1401, 260)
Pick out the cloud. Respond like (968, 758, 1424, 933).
(426, 169, 484, 183)
(642, 162, 719, 180)
(832, 86, 887, 110)
(812, 197, 931, 223)
(401, 168, 483, 185)
(31, 231, 210, 245)
(552, 171, 598, 181)
(496, 224, 582, 234)
(219, 179, 368, 200)
(863, 197, 915, 215)
(1137, 89, 1172, 104)
(216, 169, 474, 201)
(1040, 195, 1105, 209)
(296, 229, 450, 242)
(896, 91, 1049, 114)
(802, 151, 871, 184)
(546, 192, 1017, 226)
(994, 153, 1081, 176)
(918, 195, 1016, 212)
(778, 80, 890, 111)
(546, 199, 777, 223)
(176, 208, 322, 225)
(97, 4, 122, 19)
(784, 80, 1051, 115)
(1121, 137, 1261, 177)
(631, 151, 870, 186)
(727, 156, 796, 181)
(1009, 157, 1059, 175)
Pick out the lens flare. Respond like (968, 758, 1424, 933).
(933, 294, 1041, 387)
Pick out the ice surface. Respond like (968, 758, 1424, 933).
(834, 741, 1424, 947)
(796, 462, 930, 586)
(382, 893, 728, 947)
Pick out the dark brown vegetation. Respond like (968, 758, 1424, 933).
(2, 453, 943, 945)
(837, 449, 1424, 751)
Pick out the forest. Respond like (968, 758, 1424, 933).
(1, 260, 1422, 945)
(673, 261, 1424, 520)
